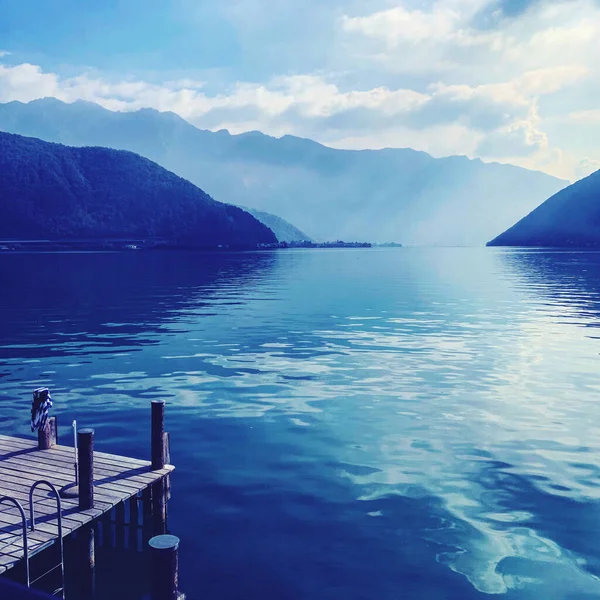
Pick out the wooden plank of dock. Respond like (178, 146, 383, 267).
(0, 434, 174, 576)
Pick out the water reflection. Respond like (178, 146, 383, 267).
(0, 250, 279, 359)
(498, 249, 600, 324)
(2, 249, 600, 599)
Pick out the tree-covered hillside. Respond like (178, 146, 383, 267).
(0, 131, 276, 247)
(488, 170, 600, 247)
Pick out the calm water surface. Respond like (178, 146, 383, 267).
(2, 248, 600, 599)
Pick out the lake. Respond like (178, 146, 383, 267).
(2, 247, 600, 599)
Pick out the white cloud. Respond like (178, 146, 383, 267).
(1, 0, 600, 180)
(341, 0, 600, 77)
(336, 0, 600, 178)
(568, 109, 600, 124)
(517, 65, 589, 95)
(337, 1, 504, 79)
(0, 62, 429, 124)
(341, 5, 464, 45)
(0, 63, 60, 102)
(0, 57, 591, 180)
(575, 158, 600, 179)
(477, 102, 548, 157)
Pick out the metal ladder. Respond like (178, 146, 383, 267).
(0, 495, 30, 586)
(29, 480, 65, 598)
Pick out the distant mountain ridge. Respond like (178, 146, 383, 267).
(0, 98, 568, 246)
(241, 207, 312, 242)
(0, 131, 276, 247)
(488, 170, 600, 247)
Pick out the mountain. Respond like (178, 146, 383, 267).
(0, 131, 277, 247)
(488, 170, 600, 247)
(0, 98, 569, 246)
(241, 207, 311, 242)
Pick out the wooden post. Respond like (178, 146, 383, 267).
(82, 526, 96, 600)
(152, 477, 167, 536)
(130, 493, 139, 527)
(78, 428, 94, 510)
(163, 432, 171, 464)
(142, 486, 152, 524)
(38, 416, 57, 450)
(74, 525, 96, 600)
(164, 432, 172, 500)
(152, 401, 166, 470)
(94, 518, 103, 548)
(149, 534, 180, 600)
(115, 501, 125, 548)
(129, 494, 140, 550)
(86, 526, 96, 569)
(141, 485, 153, 545)
(101, 511, 113, 548)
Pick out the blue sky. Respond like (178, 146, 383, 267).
(1, 0, 599, 180)
(0, 1, 241, 74)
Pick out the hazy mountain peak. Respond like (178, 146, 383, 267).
(28, 97, 66, 107)
(0, 98, 568, 246)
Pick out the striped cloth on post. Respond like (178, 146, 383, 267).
(31, 387, 53, 432)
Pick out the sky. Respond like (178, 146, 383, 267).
(0, 0, 599, 181)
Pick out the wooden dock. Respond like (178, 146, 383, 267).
(0, 399, 182, 599)
(0, 433, 173, 576)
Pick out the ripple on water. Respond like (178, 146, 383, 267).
(3, 249, 600, 598)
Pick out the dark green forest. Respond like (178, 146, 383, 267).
(0, 131, 276, 247)
(488, 169, 600, 247)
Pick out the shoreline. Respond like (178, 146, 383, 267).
(0, 240, 377, 252)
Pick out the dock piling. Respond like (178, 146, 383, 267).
(142, 486, 153, 524)
(78, 525, 96, 600)
(164, 432, 172, 501)
(129, 494, 140, 550)
(37, 416, 57, 450)
(152, 477, 167, 535)
(78, 428, 95, 510)
(130, 493, 140, 527)
(151, 401, 166, 470)
(115, 500, 126, 547)
(149, 534, 180, 600)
